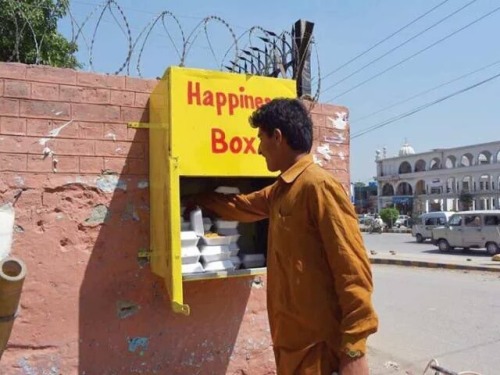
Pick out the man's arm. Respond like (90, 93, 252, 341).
(308, 179, 378, 365)
(191, 183, 274, 223)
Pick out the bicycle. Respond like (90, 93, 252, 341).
(423, 358, 482, 375)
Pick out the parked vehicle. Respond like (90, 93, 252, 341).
(358, 214, 374, 230)
(411, 211, 454, 243)
(394, 214, 412, 228)
(431, 210, 500, 255)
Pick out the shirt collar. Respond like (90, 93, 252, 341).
(279, 154, 314, 184)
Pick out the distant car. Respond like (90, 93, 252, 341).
(394, 215, 412, 228)
(358, 216, 371, 229)
(412, 211, 454, 243)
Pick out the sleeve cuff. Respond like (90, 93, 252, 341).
(341, 335, 367, 356)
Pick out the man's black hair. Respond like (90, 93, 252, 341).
(249, 98, 313, 153)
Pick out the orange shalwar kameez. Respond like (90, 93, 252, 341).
(197, 154, 378, 374)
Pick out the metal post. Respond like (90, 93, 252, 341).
(292, 19, 314, 97)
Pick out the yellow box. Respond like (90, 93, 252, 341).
(149, 67, 295, 315)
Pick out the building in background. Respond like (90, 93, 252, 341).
(353, 182, 378, 214)
(375, 140, 500, 215)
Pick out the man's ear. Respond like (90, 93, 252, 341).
(273, 128, 283, 144)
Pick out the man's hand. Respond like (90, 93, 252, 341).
(339, 355, 369, 375)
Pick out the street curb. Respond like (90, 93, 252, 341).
(369, 257, 500, 273)
(360, 228, 412, 234)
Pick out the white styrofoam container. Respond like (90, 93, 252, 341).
(224, 234, 240, 244)
(180, 231, 199, 248)
(214, 186, 240, 194)
(199, 235, 232, 246)
(241, 253, 266, 268)
(217, 228, 238, 235)
(200, 245, 231, 262)
(215, 219, 238, 230)
(203, 260, 235, 272)
(181, 246, 201, 265)
(228, 243, 240, 256)
(217, 228, 240, 244)
(190, 207, 204, 236)
(230, 255, 242, 269)
(182, 262, 205, 274)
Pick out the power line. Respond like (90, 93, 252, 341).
(351, 58, 500, 124)
(351, 70, 500, 140)
(325, 4, 500, 102)
(320, 0, 450, 82)
(321, 0, 476, 95)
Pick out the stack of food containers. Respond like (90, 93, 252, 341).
(180, 225, 203, 274)
(213, 186, 243, 269)
(190, 207, 233, 272)
(215, 220, 241, 269)
(198, 234, 233, 272)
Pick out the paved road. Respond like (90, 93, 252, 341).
(362, 232, 492, 262)
(367, 265, 500, 375)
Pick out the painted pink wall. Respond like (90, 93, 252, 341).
(0, 63, 349, 374)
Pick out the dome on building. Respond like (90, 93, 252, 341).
(398, 142, 415, 157)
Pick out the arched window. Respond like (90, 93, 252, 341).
(415, 180, 426, 195)
(398, 161, 412, 174)
(445, 155, 456, 169)
(479, 174, 491, 191)
(382, 183, 395, 196)
(462, 176, 472, 191)
(477, 150, 492, 165)
(429, 157, 441, 170)
(396, 182, 413, 196)
(414, 159, 426, 172)
(460, 153, 473, 167)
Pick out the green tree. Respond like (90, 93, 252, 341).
(459, 191, 473, 211)
(379, 207, 399, 228)
(0, 0, 80, 68)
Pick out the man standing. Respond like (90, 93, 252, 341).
(192, 98, 378, 374)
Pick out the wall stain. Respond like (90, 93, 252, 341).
(128, 337, 149, 355)
(117, 300, 140, 319)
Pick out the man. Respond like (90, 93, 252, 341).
(372, 215, 384, 231)
(191, 98, 378, 374)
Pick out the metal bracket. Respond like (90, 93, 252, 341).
(172, 301, 190, 316)
(171, 156, 179, 170)
(127, 122, 168, 129)
(137, 248, 152, 259)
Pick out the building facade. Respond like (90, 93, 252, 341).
(375, 141, 500, 215)
(353, 182, 378, 214)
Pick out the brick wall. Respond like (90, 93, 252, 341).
(0, 63, 349, 375)
(309, 102, 350, 191)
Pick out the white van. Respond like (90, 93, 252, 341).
(411, 212, 454, 243)
(431, 210, 500, 255)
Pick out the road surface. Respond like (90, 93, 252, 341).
(367, 265, 500, 375)
(362, 232, 492, 262)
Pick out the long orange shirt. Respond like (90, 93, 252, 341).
(197, 154, 378, 374)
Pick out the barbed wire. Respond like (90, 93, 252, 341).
(1, 0, 321, 98)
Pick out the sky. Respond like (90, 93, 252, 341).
(59, 0, 500, 183)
